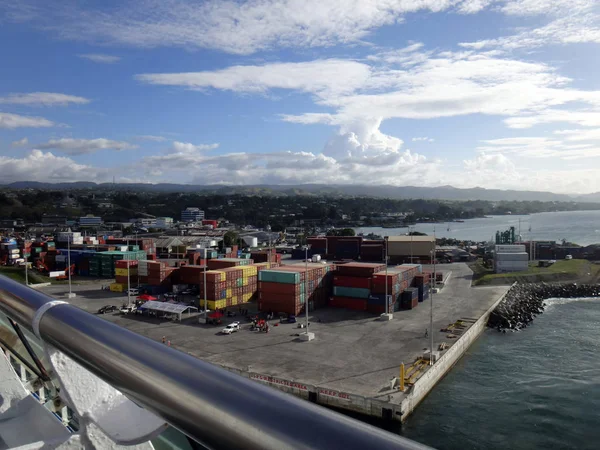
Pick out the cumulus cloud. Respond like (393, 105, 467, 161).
(0, 92, 90, 106)
(37, 138, 137, 155)
(11, 137, 29, 147)
(1, 0, 506, 55)
(78, 53, 121, 64)
(0, 112, 54, 129)
(0, 150, 108, 183)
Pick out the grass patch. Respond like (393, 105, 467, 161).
(0, 266, 51, 285)
(470, 259, 598, 286)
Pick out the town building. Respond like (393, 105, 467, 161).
(181, 207, 205, 222)
(156, 217, 174, 229)
(79, 215, 103, 227)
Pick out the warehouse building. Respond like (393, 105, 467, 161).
(387, 235, 436, 264)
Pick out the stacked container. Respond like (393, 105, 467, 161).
(114, 260, 138, 286)
(258, 264, 333, 315)
(207, 258, 254, 269)
(400, 287, 419, 310)
(359, 240, 385, 262)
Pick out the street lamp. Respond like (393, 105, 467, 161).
(66, 234, 75, 298)
(429, 243, 436, 366)
(300, 245, 314, 341)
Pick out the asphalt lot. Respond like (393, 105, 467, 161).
(38, 263, 509, 399)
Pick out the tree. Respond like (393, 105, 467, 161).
(223, 231, 239, 248)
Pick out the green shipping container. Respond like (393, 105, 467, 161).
(333, 286, 371, 299)
(258, 270, 300, 284)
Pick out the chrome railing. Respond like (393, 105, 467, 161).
(0, 275, 431, 450)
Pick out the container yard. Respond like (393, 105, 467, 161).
(38, 262, 510, 424)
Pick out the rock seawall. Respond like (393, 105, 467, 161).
(488, 283, 600, 331)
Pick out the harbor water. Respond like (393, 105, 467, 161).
(398, 297, 600, 450)
(356, 210, 600, 246)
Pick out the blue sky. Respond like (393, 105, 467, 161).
(1, 0, 600, 193)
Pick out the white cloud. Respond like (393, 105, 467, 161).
(412, 137, 435, 142)
(505, 110, 600, 128)
(0, 112, 54, 129)
(136, 135, 167, 142)
(11, 137, 29, 147)
(477, 135, 600, 160)
(0, 150, 108, 183)
(0, 92, 90, 106)
(137, 59, 372, 97)
(170, 141, 219, 152)
(37, 138, 137, 155)
(78, 53, 121, 64)
(2, 0, 500, 55)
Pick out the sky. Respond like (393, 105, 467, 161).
(2, 1, 600, 194)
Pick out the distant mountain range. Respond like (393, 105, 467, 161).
(4, 181, 600, 202)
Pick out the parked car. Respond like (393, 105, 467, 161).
(126, 288, 139, 296)
(287, 314, 297, 324)
(120, 305, 135, 314)
(97, 305, 118, 314)
(221, 322, 241, 334)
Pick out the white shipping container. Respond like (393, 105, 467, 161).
(10, 248, 20, 254)
(56, 255, 67, 262)
(8, 253, 20, 259)
(312, 255, 322, 262)
(49, 271, 65, 278)
(495, 245, 525, 253)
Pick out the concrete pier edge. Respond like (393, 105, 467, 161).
(399, 282, 516, 421)
(221, 282, 516, 423)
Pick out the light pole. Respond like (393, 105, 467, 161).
(66, 234, 75, 298)
(409, 226, 414, 264)
(385, 236, 389, 314)
(430, 241, 435, 366)
(204, 254, 208, 324)
(305, 245, 308, 329)
(127, 237, 131, 307)
(301, 244, 314, 341)
(24, 245, 29, 286)
(135, 230, 139, 287)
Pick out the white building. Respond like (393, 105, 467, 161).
(494, 245, 529, 273)
(79, 215, 103, 227)
(155, 217, 174, 229)
(181, 207, 205, 222)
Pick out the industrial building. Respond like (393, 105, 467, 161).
(494, 244, 529, 273)
(387, 235, 436, 264)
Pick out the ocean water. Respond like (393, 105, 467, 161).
(398, 297, 600, 450)
(355, 210, 600, 246)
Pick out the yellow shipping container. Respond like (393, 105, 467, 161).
(242, 293, 253, 303)
(226, 288, 232, 298)
(206, 299, 227, 310)
(230, 295, 238, 305)
(115, 268, 138, 276)
(110, 283, 125, 292)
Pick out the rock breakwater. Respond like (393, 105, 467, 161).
(488, 283, 600, 331)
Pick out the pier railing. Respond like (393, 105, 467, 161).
(0, 275, 431, 450)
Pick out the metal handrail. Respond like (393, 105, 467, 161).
(0, 275, 432, 450)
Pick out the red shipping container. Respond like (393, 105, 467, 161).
(330, 297, 367, 311)
(333, 276, 371, 289)
(259, 282, 304, 295)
